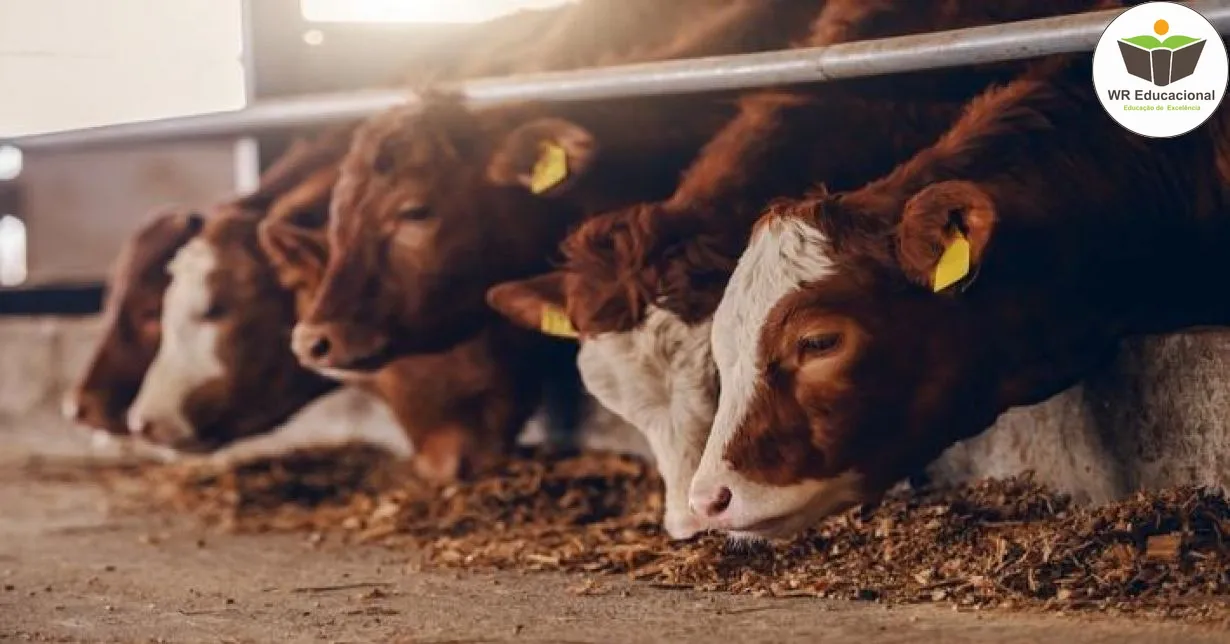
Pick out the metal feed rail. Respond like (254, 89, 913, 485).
(8, 0, 1230, 151)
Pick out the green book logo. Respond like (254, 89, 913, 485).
(1118, 19, 1206, 86)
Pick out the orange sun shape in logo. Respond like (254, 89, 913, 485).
(1154, 19, 1169, 35)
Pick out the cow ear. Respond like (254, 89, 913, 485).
(257, 217, 328, 295)
(486, 272, 578, 339)
(896, 181, 997, 294)
(486, 119, 597, 197)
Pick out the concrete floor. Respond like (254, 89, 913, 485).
(3, 427, 1230, 643)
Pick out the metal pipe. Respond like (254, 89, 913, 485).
(9, 1, 1230, 151)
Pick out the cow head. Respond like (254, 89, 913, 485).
(126, 208, 336, 451)
(293, 97, 606, 374)
(65, 208, 204, 436)
(259, 161, 543, 483)
(486, 208, 735, 539)
(689, 173, 1124, 539)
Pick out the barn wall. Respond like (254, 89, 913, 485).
(929, 332, 1230, 502)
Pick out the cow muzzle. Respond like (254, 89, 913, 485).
(291, 321, 392, 373)
(689, 467, 866, 539)
(63, 389, 130, 435)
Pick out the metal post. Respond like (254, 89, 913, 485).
(8, 0, 1230, 151)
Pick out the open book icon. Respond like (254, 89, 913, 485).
(1118, 35, 1207, 86)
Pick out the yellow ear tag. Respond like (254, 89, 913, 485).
(932, 231, 971, 292)
(529, 142, 568, 195)
(540, 305, 578, 339)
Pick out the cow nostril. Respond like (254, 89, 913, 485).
(307, 335, 332, 360)
(128, 416, 150, 436)
(61, 395, 83, 422)
(708, 486, 733, 516)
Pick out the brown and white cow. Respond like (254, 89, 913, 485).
(126, 208, 339, 452)
(691, 54, 1230, 539)
(64, 126, 355, 444)
(486, 0, 1108, 538)
(64, 209, 204, 437)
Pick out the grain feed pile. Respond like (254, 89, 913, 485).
(103, 443, 1230, 622)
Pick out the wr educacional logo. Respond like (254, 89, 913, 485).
(1116, 18, 1206, 86)
(1093, 2, 1228, 138)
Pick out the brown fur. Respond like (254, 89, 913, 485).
(259, 175, 544, 481)
(725, 53, 1230, 500)
(554, 0, 1110, 337)
(300, 91, 742, 365)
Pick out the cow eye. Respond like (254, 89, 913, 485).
(399, 205, 432, 222)
(200, 301, 227, 321)
(134, 307, 163, 337)
(798, 332, 843, 359)
(137, 306, 162, 323)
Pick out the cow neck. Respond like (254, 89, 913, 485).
(868, 58, 1230, 349)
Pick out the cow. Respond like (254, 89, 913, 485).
(485, 0, 1108, 538)
(690, 53, 1230, 539)
(61, 128, 350, 439)
(63, 209, 204, 437)
(258, 167, 554, 481)
(125, 208, 339, 452)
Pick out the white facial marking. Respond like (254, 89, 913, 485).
(722, 470, 866, 540)
(127, 239, 225, 446)
(691, 215, 840, 533)
(577, 307, 716, 539)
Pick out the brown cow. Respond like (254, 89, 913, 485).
(258, 169, 552, 480)
(486, 0, 1108, 538)
(691, 54, 1230, 539)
